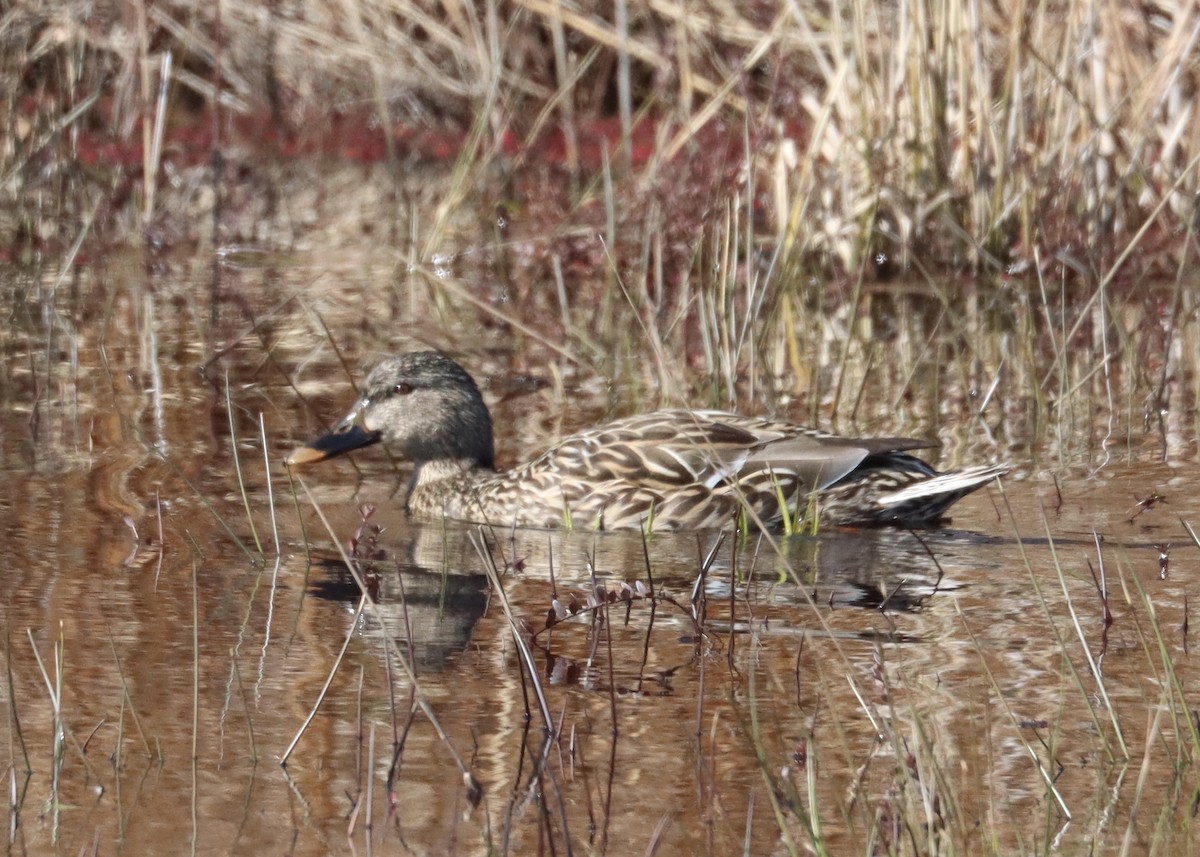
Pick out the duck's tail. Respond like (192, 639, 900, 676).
(875, 463, 1009, 523)
(819, 455, 1008, 525)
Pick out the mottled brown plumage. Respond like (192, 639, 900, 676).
(286, 351, 1007, 531)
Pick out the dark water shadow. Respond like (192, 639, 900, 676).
(305, 555, 488, 670)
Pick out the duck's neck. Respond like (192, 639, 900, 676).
(410, 458, 493, 489)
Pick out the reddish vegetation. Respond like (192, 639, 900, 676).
(60, 102, 472, 169)
(9, 85, 752, 274)
(52, 93, 738, 173)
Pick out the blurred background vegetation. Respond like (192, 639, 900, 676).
(4, 0, 1197, 284)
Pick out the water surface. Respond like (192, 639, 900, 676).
(2, 171, 1199, 855)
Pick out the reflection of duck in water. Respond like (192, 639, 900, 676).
(287, 352, 1007, 531)
(306, 555, 489, 670)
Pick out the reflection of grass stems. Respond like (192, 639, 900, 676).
(365, 722, 376, 845)
(153, 489, 165, 590)
(259, 413, 280, 556)
(191, 557, 200, 837)
(228, 551, 281, 751)
(5, 626, 30, 775)
(469, 528, 568, 839)
(26, 628, 106, 816)
(470, 528, 553, 730)
(284, 476, 478, 795)
(105, 625, 154, 759)
(746, 643, 808, 857)
(136, 411, 256, 563)
(955, 599, 1072, 820)
(1048, 519, 1127, 761)
(230, 654, 258, 764)
(280, 593, 367, 766)
(226, 372, 264, 558)
(355, 666, 365, 795)
(1026, 500, 1127, 761)
(26, 628, 64, 831)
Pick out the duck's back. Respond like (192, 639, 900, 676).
(411, 409, 955, 531)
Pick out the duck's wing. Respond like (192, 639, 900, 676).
(521, 409, 934, 493)
(741, 432, 935, 491)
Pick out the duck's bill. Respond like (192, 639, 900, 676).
(285, 424, 382, 466)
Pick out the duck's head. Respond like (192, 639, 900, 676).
(285, 351, 495, 470)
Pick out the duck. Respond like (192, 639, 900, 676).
(285, 351, 1007, 531)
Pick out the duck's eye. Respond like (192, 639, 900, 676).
(394, 382, 414, 396)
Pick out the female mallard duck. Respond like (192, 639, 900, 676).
(286, 351, 1007, 531)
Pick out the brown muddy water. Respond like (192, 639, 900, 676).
(3, 175, 1200, 855)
